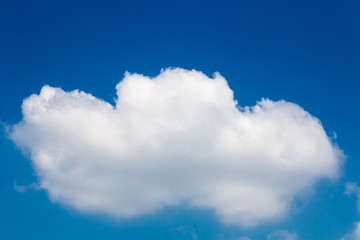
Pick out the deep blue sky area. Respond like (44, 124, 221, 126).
(0, 0, 359, 239)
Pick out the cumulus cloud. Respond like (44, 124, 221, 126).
(267, 230, 298, 240)
(9, 68, 342, 226)
(341, 222, 360, 240)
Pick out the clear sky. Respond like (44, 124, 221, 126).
(0, 0, 359, 239)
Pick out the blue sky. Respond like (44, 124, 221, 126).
(0, 0, 359, 239)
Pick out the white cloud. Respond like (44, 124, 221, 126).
(342, 185, 360, 239)
(267, 230, 298, 240)
(13, 181, 39, 193)
(341, 222, 360, 240)
(10, 68, 342, 226)
(172, 225, 198, 240)
(236, 237, 251, 240)
(345, 182, 360, 213)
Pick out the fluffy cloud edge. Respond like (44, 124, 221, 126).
(267, 230, 298, 240)
(341, 222, 360, 240)
(9, 68, 344, 226)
